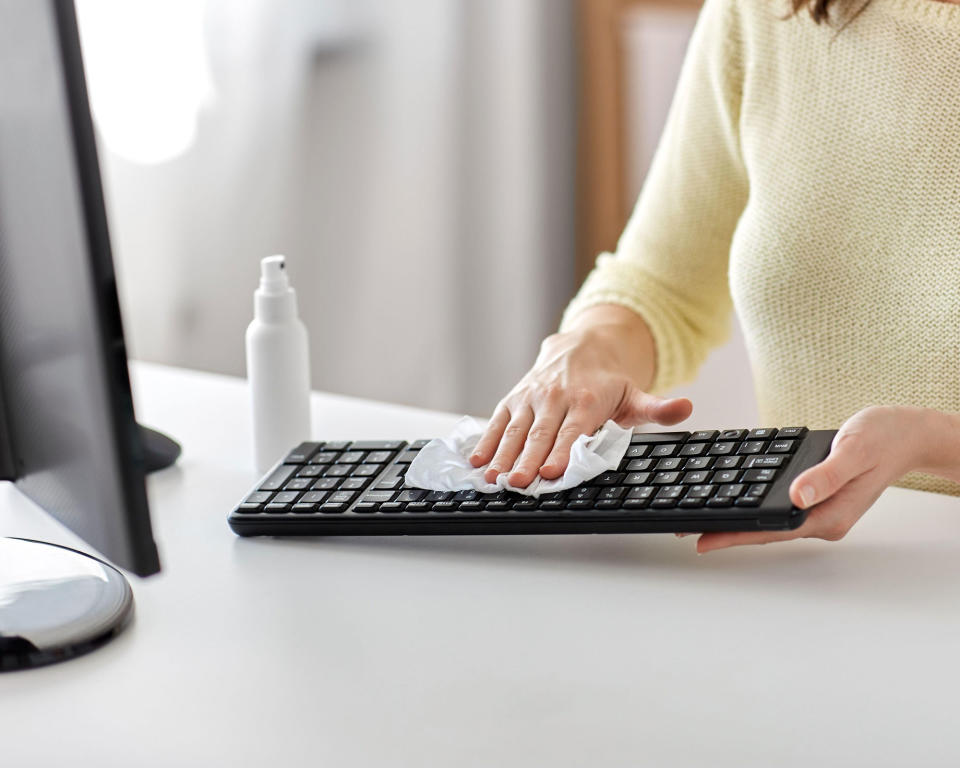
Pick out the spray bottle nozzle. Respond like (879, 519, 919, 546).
(259, 255, 290, 295)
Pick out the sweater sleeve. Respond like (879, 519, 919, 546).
(560, 0, 748, 394)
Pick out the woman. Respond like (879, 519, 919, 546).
(470, 0, 960, 552)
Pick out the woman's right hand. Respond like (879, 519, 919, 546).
(469, 306, 693, 488)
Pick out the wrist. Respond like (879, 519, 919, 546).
(561, 306, 656, 390)
(909, 407, 960, 478)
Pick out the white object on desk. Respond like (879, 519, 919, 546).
(245, 255, 312, 473)
(1, 361, 959, 768)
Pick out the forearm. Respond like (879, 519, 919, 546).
(911, 407, 960, 484)
(561, 304, 657, 392)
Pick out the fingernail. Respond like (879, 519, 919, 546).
(675, 533, 691, 538)
(799, 485, 816, 507)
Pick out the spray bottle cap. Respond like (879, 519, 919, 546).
(259, 255, 291, 296)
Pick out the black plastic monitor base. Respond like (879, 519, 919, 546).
(0, 538, 134, 672)
(139, 424, 181, 473)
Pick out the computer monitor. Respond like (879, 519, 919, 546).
(0, 0, 179, 670)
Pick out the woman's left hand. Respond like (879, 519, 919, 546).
(695, 406, 929, 554)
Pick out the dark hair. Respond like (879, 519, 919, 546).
(790, 0, 871, 24)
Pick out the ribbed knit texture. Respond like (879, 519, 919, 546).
(562, 0, 960, 495)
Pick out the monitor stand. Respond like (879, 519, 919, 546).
(139, 424, 181, 473)
(0, 426, 179, 672)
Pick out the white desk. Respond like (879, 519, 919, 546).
(2, 362, 960, 767)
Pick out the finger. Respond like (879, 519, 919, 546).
(469, 406, 511, 467)
(617, 390, 692, 427)
(508, 407, 567, 488)
(697, 468, 884, 553)
(788, 432, 876, 509)
(540, 408, 604, 480)
(485, 406, 535, 483)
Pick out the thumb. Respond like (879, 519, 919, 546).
(618, 388, 692, 427)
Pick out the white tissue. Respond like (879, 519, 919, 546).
(404, 416, 632, 497)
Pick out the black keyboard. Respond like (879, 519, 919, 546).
(228, 427, 836, 536)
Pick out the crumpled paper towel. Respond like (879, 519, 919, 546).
(404, 416, 632, 497)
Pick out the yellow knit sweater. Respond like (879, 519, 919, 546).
(561, 0, 960, 495)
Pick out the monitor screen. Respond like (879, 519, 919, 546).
(0, 0, 160, 576)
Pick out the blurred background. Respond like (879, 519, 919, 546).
(75, 0, 757, 429)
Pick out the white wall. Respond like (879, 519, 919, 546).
(79, 0, 576, 418)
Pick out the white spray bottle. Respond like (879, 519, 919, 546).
(246, 255, 312, 473)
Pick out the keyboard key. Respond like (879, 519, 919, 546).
(284, 442, 321, 463)
(283, 478, 313, 491)
(570, 486, 598, 500)
(352, 503, 378, 514)
(272, 491, 300, 505)
(538, 500, 565, 511)
(397, 489, 426, 503)
(743, 455, 786, 469)
(432, 502, 458, 513)
(719, 429, 747, 441)
(454, 490, 480, 501)
(406, 502, 431, 513)
(713, 456, 742, 469)
(688, 430, 719, 442)
(682, 470, 710, 484)
(654, 457, 683, 471)
(678, 497, 706, 508)
(328, 490, 357, 504)
(737, 441, 766, 455)
(767, 440, 797, 454)
(351, 464, 380, 477)
(323, 441, 351, 451)
(627, 486, 656, 500)
(706, 496, 735, 508)
(513, 499, 538, 510)
(650, 497, 679, 509)
(656, 485, 685, 499)
(409, 440, 431, 449)
(320, 502, 348, 513)
(295, 465, 323, 478)
(712, 469, 740, 484)
(360, 490, 396, 504)
(747, 428, 776, 439)
(259, 464, 298, 491)
(652, 471, 681, 484)
(394, 450, 421, 464)
(685, 484, 715, 498)
(309, 451, 339, 464)
(324, 464, 351, 477)
(351, 440, 406, 451)
(596, 500, 621, 509)
(380, 502, 404, 513)
(708, 442, 736, 456)
(292, 502, 319, 513)
(743, 469, 777, 483)
(597, 487, 626, 500)
(624, 472, 651, 485)
(312, 477, 340, 491)
(567, 499, 595, 510)
(683, 457, 713, 470)
(650, 443, 680, 458)
(366, 451, 394, 464)
(775, 427, 807, 440)
(734, 496, 761, 507)
(244, 491, 273, 505)
(716, 483, 745, 498)
(593, 471, 625, 486)
(336, 451, 365, 464)
(425, 491, 453, 502)
(745, 483, 770, 498)
(625, 445, 649, 459)
(630, 432, 688, 444)
(679, 443, 707, 457)
(625, 458, 654, 472)
(340, 477, 369, 491)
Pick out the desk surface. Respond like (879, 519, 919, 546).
(2, 362, 959, 768)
